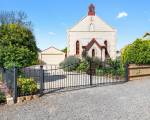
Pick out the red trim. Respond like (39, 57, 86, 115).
(83, 38, 105, 51)
(82, 38, 110, 59)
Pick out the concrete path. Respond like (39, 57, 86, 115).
(0, 79, 150, 120)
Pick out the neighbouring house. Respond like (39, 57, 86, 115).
(67, 4, 117, 61)
(143, 32, 150, 40)
(38, 46, 65, 65)
(116, 50, 121, 59)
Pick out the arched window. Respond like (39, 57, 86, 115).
(104, 40, 108, 57)
(92, 49, 95, 57)
(89, 23, 94, 31)
(76, 41, 80, 55)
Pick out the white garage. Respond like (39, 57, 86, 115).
(39, 46, 65, 65)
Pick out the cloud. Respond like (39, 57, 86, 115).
(48, 32, 56, 36)
(117, 12, 128, 19)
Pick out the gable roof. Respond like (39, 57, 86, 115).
(82, 38, 106, 51)
(143, 32, 150, 37)
(69, 15, 116, 32)
(41, 46, 65, 54)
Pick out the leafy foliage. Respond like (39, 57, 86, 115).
(96, 59, 125, 77)
(92, 57, 102, 67)
(62, 47, 67, 53)
(0, 90, 6, 104)
(17, 77, 38, 95)
(121, 39, 150, 65)
(60, 56, 80, 71)
(0, 24, 38, 68)
(76, 60, 89, 72)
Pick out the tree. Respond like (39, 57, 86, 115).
(62, 47, 67, 53)
(121, 39, 150, 65)
(0, 24, 38, 68)
(0, 11, 32, 29)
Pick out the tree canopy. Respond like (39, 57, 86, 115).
(121, 39, 150, 65)
(0, 11, 32, 29)
(0, 24, 38, 68)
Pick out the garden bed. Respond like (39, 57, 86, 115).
(0, 90, 6, 105)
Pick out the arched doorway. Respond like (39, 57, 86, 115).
(92, 49, 95, 57)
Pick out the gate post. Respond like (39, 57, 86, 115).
(90, 60, 93, 86)
(40, 65, 44, 95)
(125, 63, 129, 82)
(13, 66, 17, 103)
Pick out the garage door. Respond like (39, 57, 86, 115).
(41, 54, 65, 65)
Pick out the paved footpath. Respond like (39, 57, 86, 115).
(0, 79, 150, 120)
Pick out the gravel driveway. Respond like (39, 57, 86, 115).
(1, 79, 150, 120)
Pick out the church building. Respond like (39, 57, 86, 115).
(67, 4, 117, 61)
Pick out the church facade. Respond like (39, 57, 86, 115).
(67, 4, 117, 61)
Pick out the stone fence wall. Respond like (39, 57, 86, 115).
(128, 64, 150, 80)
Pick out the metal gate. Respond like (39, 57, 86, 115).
(1, 61, 128, 103)
(41, 61, 126, 92)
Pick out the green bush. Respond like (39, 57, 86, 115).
(0, 24, 38, 69)
(96, 59, 125, 77)
(17, 77, 37, 95)
(60, 56, 80, 71)
(0, 91, 6, 104)
(121, 39, 150, 65)
(76, 60, 89, 72)
(96, 67, 113, 75)
(109, 59, 121, 69)
(85, 56, 102, 67)
(92, 57, 102, 67)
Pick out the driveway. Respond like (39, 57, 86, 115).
(0, 79, 150, 120)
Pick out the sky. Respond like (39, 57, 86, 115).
(0, 0, 150, 50)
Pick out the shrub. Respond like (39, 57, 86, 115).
(60, 56, 80, 71)
(92, 57, 102, 67)
(96, 67, 113, 75)
(76, 60, 89, 72)
(17, 77, 37, 95)
(0, 90, 6, 104)
(96, 59, 125, 77)
(109, 59, 121, 69)
(85, 56, 102, 67)
(121, 39, 150, 65)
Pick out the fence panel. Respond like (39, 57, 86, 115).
(2, 68, 15, 96)
(93, 62, 126, 85)
(17, 66, 41, 97)
(43, 64, 91, 92)
(128, 64, 150, 80)
(13, 61, 127, 96)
